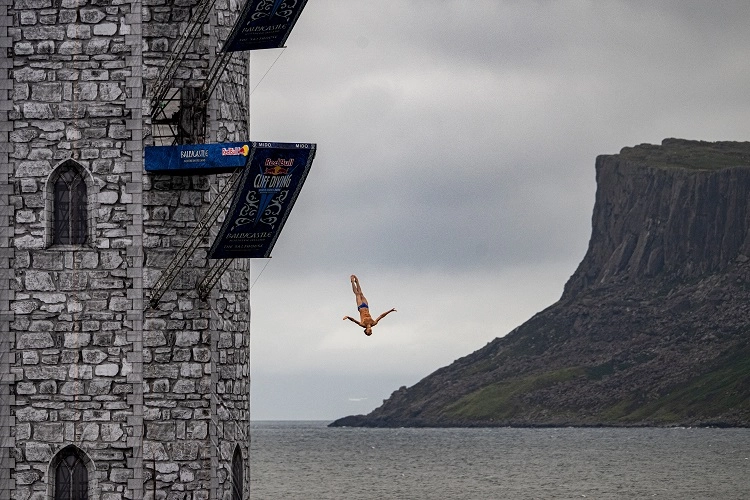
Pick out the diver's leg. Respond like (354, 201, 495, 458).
(351, 275, 368, 306)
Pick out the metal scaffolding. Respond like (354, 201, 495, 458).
(149, 0, 217, 119)
(149, 169, 243, 308)
(149, 0, 248, 145)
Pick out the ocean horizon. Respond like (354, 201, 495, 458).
(250, 420, 750, 499)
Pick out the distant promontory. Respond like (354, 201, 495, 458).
(330, 139, 750, 428)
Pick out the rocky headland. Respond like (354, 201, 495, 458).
(330, 139, 750, 428)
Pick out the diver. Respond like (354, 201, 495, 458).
(343, 275, 396, 336)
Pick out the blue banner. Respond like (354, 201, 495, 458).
(145, 142, 252, 174)
(222, 0, 309, 53)
(208, 142, 316, 259)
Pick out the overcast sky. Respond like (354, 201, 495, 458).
(243, 0, 750, 420)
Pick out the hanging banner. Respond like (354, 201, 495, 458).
(208, 142, 316, 259)
(145, 142, 251, 174)
(222, 0, 310, 53)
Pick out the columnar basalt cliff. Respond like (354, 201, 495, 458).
(331, 139, 750, 428)
(565, 139, 750, 297)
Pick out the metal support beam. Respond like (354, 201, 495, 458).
(198, 257, 235, 300)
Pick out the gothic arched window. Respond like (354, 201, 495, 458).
(54, 446, 89, 500)
(52, 165, 88, 245)
(232, 445, 244, 500)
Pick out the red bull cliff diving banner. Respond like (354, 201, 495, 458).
(222, 0, 310, 52)
(145, 142, 252, 174)
(208, 142, 316, 259)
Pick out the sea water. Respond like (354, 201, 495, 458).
(250, 421, 750, 500)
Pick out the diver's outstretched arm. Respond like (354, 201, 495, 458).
(372, 308, 396, 325)
(343, 316, 364, 327)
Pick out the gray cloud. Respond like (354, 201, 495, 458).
(244, 0, 750, 420)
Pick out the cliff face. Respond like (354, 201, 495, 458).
(331, 139, 750, 428)
(565, 139, 750, 299)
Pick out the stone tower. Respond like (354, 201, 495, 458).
(1, 0, 253, 498)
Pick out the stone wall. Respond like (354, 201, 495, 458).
(1, 0, 17, 496)
(9, 0, 136, 497)
(123, 0, 145, 497)
(143, 173, 214, 499)
(212, 260, 249, 499)
(211, 0, 249, 144)
(4, 0, 251, 498)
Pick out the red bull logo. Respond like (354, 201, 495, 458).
(221, 145, 250, 156)
(264, 165, 288, 175)
(263, 158, 294, 176)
